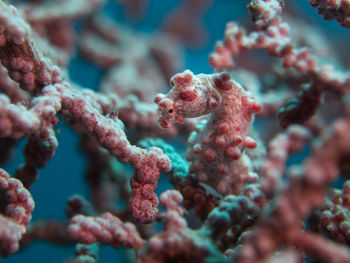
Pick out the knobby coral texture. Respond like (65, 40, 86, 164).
(0, 0, 350, 262)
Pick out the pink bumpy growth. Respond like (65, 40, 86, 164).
(0, 168, 34, 256)
(155, 70, 261, 194)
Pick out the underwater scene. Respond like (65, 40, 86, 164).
(1, 0, 350, 262)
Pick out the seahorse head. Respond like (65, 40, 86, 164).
(155, 70, 210, 128)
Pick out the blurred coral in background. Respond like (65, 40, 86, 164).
(1, 0, 350, 262)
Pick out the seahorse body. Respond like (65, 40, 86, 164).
(155, 70, 261, 195)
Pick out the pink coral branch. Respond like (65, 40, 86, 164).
(231, 107, 350, 262)
(0, 0, 171, 223)
(261, 125, 311, 197)
(69, 212, 145, 250)
(321, 180, 350, 243)
(211, 0, 350, 93)
(309, 0, 350, 28)
(209, 0, 350, 127)
(0, 168, 34, 256)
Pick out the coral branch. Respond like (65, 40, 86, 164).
(0, 168, 34, 256)
(69, 212, 145, 250)
(309, 0, 350, 28)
